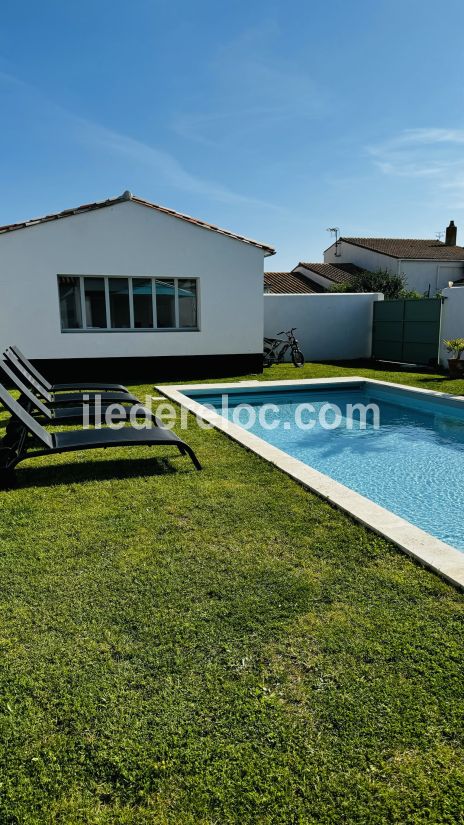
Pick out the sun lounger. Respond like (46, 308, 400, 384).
(8, 345, 129, 393)
(0, 382, 201, 484)
(1, 361, 159, 426)
(4, 350, 138, 407)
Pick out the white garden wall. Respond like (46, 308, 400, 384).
(439, 287, 464, 366)
(264, 292, 383, 361)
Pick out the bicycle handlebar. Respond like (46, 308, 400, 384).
(277, 327, 297, 336)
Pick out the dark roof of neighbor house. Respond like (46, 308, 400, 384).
(334, 237, 464, 261)
(0, 191, 276, 256)
(296, 261, 364, 285)
(264, 271, 325, 294)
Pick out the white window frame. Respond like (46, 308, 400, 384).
(58, 275, 200, 332)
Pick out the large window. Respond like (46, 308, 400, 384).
(58, 276, 199, 331)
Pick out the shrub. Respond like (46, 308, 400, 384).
(443, 338, 464, 359)
(331, 268, 410, 299)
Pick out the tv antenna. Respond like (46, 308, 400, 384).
(435, 231, 444, 241)
(327, 227, 341, 256)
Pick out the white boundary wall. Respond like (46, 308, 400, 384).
(264, 293, 383, 361)
(439, 287, 464, 366)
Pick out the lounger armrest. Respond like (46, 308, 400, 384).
(53, 382, 129, 393)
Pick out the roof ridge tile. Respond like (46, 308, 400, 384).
(0, 192, 275, 255)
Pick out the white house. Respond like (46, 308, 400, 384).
(324, 222, 464, 294)
(0, 191, 274, 380)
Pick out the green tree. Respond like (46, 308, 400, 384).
(331, 268, 422, 299)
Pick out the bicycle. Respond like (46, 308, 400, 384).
(263, 328, 305, 368)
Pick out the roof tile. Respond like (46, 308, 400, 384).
(0, 191, 275, 255)
(264, 271, 324, 294)
(296, 262, 363, 284)
(340, 237, 464, 261)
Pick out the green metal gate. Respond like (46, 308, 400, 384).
(372, 298, 442, 366)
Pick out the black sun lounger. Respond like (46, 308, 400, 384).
(8, 345, 129, 393)
(4, 350, 139, 407)
(0, 361, 161, 427)
(0, 383, 201, 484)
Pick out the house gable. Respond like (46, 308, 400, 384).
(0, 191, 275, 257)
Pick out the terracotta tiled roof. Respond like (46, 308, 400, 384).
(264, 271, 324, 294)
(296, 262, 364, 285)
(0, 191, 275, 256)
(339, 237, 464, 261)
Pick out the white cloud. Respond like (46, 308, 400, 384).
(376, 128, 464, 148)
(171, 25, 329, 146)
(73, 117, 278, 209)
(368, 128, 464, 179)
(367, 128, 464, 205)
(0, 70, 279, 210)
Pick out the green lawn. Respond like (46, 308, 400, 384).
(0, 362, 463, 824)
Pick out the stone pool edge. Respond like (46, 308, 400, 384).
(157, 377, 464, 592)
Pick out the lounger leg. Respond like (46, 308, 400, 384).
(178, 443, 202, 470)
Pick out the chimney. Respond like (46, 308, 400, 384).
(445, 220, 457, 246)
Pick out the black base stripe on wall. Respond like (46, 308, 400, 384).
(1, 354, 263, 384)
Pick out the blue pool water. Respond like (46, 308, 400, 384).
(187, 383, 464, 550)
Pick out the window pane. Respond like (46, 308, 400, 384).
(109, 278, 130, 328)
(156, 279, 175, 328)
(84, 277, 107, 328)
(178, 279, 197, 327)
(58, 276, 82, 329)
(133, 278, 153, 328)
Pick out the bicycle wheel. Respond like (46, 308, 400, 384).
(292, 348, 305, 367)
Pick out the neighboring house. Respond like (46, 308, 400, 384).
(324, 222, 464, 294)
(264, 262, 363, 294)
(0, 191, 274, 379)
(264, 271, 325, 294)
(292, 262, 364, 290)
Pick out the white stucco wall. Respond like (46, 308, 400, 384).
(324, 241, 397, 273)
(325, 241, 464, 294)
(292, 265, 333, 289)
(439, 287, 464, 366)
(264, 292, 383, 361)
(401, 261, 464, 294)
(0, 200, 268, 360)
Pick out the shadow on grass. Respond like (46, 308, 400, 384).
(415, 376, 462, 386)
(5, 455, 196, 490)
(316, 359, 444, 374)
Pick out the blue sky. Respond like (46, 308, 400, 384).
(1, 0, 464, 269)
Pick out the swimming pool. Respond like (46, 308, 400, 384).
(159, 378, 464, 589)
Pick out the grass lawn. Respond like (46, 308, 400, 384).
(0, 362, 463, 824)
